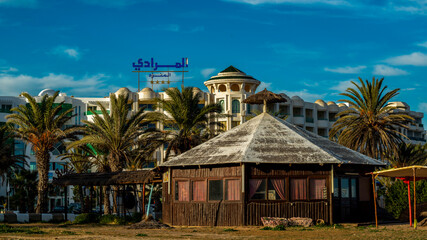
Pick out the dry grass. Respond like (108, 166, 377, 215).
(0, 223, 425, 240)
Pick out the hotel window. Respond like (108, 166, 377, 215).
(290, 178, 307, 200)
(209, 180, 223, 201)
(247, 104, 252, 114)
(225, 179, 240, 201)
(175, 181, 190, 201)
(30, 162, 37, 171)
(232, 100, 240, 113)
(218, 100, 225, 113)
(310, 178, 327, 200)
(192, 181, 206, 201)
(231, 121, 240, 128)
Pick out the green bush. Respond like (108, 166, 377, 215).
(99, 215, 126, 225)
(73, 213, 100, 224)
(260, 226, 272, 230)
(0, 225, 45, 234)
(272, 225, 286, 231)
(384, 179, 427, 219)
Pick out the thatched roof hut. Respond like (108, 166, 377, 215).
(243, 88, 287, 112)
(160, 113, 384, 226)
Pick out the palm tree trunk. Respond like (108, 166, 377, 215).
(35, 150, 50, 214)
(103, 186, 110, 215)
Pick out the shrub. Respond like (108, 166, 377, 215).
(260, 226, 272, 230)
(99, 215, 126, 225)
(384, 179, 427, 219)
(73, 213, 100, 224)
(272, 225, 286, 231)
(223, 228, 237, 232)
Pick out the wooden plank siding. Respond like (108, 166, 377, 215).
(172, 165, 241, 178)
(172, 202, 242, 226)
(246, 202, 329, 225)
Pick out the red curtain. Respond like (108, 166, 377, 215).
(249, 179, 262, 199)
(226, 179, 240, 200)
(192, 181, 206, 201)
(310, 179, 326, 199)
(178, 181, 189, 201)
(271, 179, 286, 200)
(290, 178, 307, 200)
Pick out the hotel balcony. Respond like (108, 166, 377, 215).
(293, 115, 304, 125)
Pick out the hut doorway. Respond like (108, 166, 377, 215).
(333, 176, 359, 222)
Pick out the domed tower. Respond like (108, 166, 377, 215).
(204, 66, 260, 130)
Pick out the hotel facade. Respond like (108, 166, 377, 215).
(0, 66, 426, 210)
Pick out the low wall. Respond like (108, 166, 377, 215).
(0, 213, 76, 223)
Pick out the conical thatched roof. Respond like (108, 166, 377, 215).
(160, 113, 384, 167)
(243, 88, 287, 104)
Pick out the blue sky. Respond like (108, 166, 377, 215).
(1, 0, 427, 122)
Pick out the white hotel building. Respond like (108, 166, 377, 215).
(0, 66, 426, 209)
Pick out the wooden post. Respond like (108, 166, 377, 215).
(64, 186, 68, 221)
(413, 168, 417, 229)
(99, 185, 103, 215)
(263, 99, 267, 113)
(241, 163, 246, 226)
(142, 183, 146, 215)
(330, 165, 334, 225)
(407, 182, 412, 227)
(372, 174, 378, 228)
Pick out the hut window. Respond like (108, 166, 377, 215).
(351, 178, 357, 199)
(175, 181, 190, 201)
(268, 179, 286, 200)
(249, 179, 266, 200)
(232, 99, 240, 113)
(341, 177, 349, 198)
(209, 180, 223, 201)
(192, 181, 206, 201)
(290, 178, 307, 200)
(310, 178, 327, 200)
(225, 179, 240, 201)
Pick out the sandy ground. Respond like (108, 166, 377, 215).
(0, 223, 425, 240)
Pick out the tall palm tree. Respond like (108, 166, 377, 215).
(68, 93, 162, 172)
(68, 93, 163, 213)
(386, 143, 427, 167)
(6, 92, 76, 213)
(329, 77, 413, 160)
(0, 124, 26, 181)
(149, 87, 222, 160)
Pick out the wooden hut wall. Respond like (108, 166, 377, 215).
(164, 165, 243, 226)
(246, 164, 331, 225)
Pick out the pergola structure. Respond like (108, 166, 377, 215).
(370, 166, 427, 229)
(53, 170, 162, 218)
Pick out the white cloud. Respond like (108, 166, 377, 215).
(80, 0, 140, 7)
(373, 64, 408, 76)
(0, 0, 37, 7)
(52, 46, 81, 60)
(417, 41, 427, 48)
(280, 89, 327, 102)
(225, 0, 349, 6)
(201, 68, 216, 78)
(155, 24, 180, 32)
(419, 102, 427, 112)
(303, 82, 319, 87)
(0, 67, 18, 73)
(324, 65, 366, 74)
(401, 88, 415, 91)
(257, 81, 272, 91)
(384, 52, 427, 66)
(330, 79, 356, 93)
(0, 72, 118, 96)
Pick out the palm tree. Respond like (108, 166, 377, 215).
(329, 77, 413, 160)
(386, 143, 427, 167)
(0, 124, 26, 181)
(9, 170, 38, 213)
(68, 93, 163, 213)
(60, 146, 93, 211)
(149, 87, 222, 161)
(6, 92, 76, 213)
